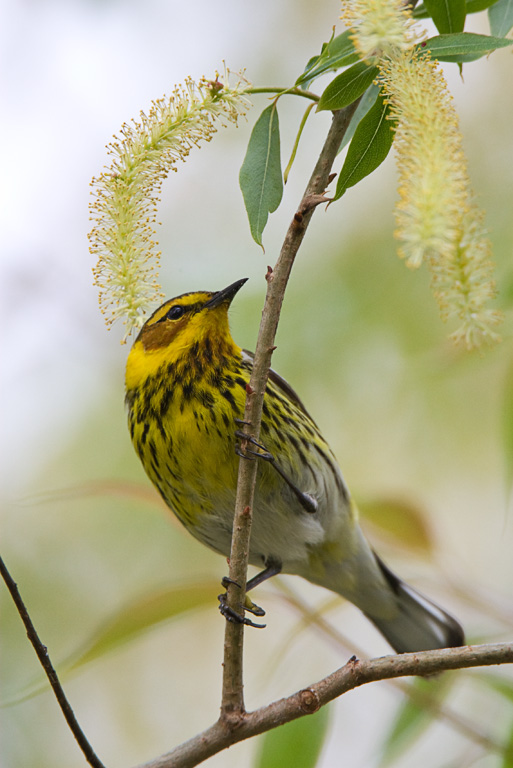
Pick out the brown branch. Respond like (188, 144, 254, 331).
(134, 642, 513, 768)
(220, 101, 361, 719)
(277, 584, 504, 754)
(0, 555, 107, 768)
(3, 543, 511, 768)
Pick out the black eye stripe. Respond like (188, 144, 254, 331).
(154, 299, 207, 325)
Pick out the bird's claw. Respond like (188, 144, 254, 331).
(244, 595, 266, 617)
(235, 430, 274, 461)
(221, 576, 241, 590)
(218, 591, 266, 629)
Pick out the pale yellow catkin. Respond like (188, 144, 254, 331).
(89, 71, 250, 340)
(341, 0, 501, 348)
(341, 0, 419, 61)
(380, 49, 501, 347)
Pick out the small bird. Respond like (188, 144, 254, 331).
(125, 278, 464, 653)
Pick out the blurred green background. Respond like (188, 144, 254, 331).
(2, 1, 513, 767)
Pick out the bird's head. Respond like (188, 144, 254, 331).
(125, 278, 247, 389)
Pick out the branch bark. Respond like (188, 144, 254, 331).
(0, 556, 107, 768)
(220, 102, 360, 719)
(135, 642, 513, 768)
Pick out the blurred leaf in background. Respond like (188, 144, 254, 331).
(254, 705, 331, 768)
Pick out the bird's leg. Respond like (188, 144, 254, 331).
(246, 558, 282, 591)
(235, 430, 318, 514)
(221, 576, 266, 615)
(218, 559, 282, 628)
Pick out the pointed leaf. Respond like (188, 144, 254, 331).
(296, 30, 359, 88)
(469, 0, 502, 9)
(1, 580, 219, 706)
(423, 0, 467, 33)
(254, 706, 330, 768)
(481, 676, 513, 768)
(296, 27, 338, 89)
(360, 498, 434, 553)
(414, 0, 501, 16)
(381, 676, 452, 765)
(240, 103, 283, 247)
(71, 581, 218, 669)
(480, 674, 513, 703)
(419, 31, 513, 62)
(501, 721, 513, 768)
(318, 62, 379, 112)
(337, 84, 380, 154)
(333, 90, 395, 201)
(489, 0, 513, 36)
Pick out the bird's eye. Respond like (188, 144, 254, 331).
(166, 305, 185, 321)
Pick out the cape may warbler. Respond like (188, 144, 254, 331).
(125, 278, 464, 653)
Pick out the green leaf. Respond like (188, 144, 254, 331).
(412, 1, 428, 15)
(423, 0, 467, 33)
(254, 706, 330, 768)
(414, 0, 501, 17)
(502, 722, 513, 768)
(480, 674, 513, 703)
(466, 0, 503, 12)
(381, 676, 452, 765)
(337, 84, 380, 154)
(296, 27, 338, 88)
(1, 580, 219, 706)
(71, 581, 218, 669)
(489, 0, 513, 36)
(467, 0, 498, 10)
(333, 90, 395, 201)
(418, 31, 513, 62)
(479, 676, 513, 767)
(239, 103, 283, 247)
(299, 55, 322, 92)
(296, 30, 359, 88)
(317, 62, 379, 112)
(360, 498, 434, 553)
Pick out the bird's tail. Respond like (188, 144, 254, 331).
(365, 555, 464, 654)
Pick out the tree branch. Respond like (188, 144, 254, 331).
(4, 543, 511, 768)
(0, 555, 107, 768)
(278, 583, 504, 754)
(135, 642, 513, 768)
(220, 102, 361, 719)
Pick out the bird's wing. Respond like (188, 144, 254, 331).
(241, 349, 319, 428)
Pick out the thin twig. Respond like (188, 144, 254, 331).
(134, 642, 513, 768)
(0, 555, 107, 768)
(245, 86, 320, 102)
(220, 101, 361, 718)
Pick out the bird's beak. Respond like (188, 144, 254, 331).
(204, 278, 248, 309)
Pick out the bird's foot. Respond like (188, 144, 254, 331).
(234, 431, 317, 514)
(218, 576, 266, 628)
